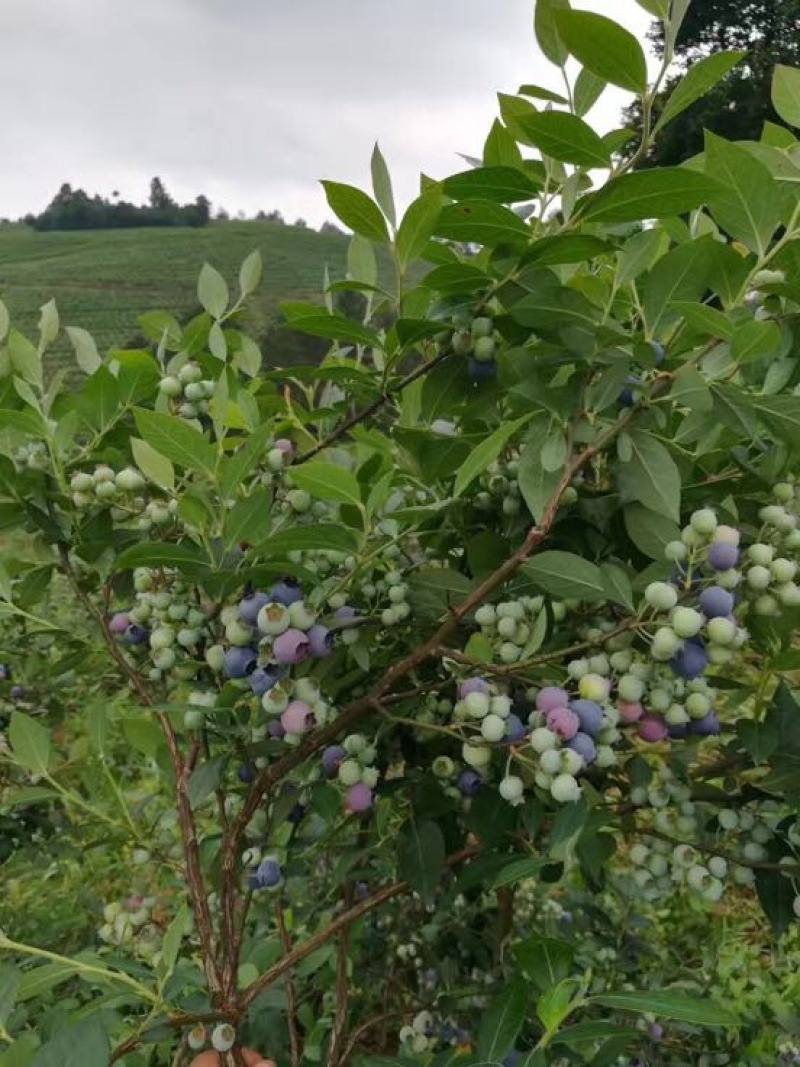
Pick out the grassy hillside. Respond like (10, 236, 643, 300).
(0, 221, 352, 373)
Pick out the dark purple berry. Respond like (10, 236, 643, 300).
(699, 586, 735, 619)
(10, 685, 24, 700)
(238, 764, 255, 783)
(688, 712, 721, 736)
(288, 802, 305, 824)
(239, 591, 271, 626)
(334, 605, 358, 622)
(123, 624, 150, 646)
(467, 357, 497, 382)
(670, 639, 708, 680)
(707, 542, 739, 571)
(307, 624, 333, 658)
(457, 769, 483, 796)
(224, 646, 258, 679)
(267, 720, 286, 739)
(651, 342, 666, 367)
(249, 666, 281, 697)
(321, 745, 347, 777)
(505, 714, 526, 743)
(667, 723, 689, 740)
(618, 388, 636, 407)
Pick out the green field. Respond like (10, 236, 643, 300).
(0, 221, 352, 371)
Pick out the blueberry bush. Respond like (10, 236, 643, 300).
(4, 1, 800, 1064)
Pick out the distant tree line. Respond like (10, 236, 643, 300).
(26, 178, 211, 231)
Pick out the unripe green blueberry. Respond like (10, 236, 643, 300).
(716, 568, 741, 590)
(499, 642, 521, 664)
(95, 480, 118, 500)
(490, 694, 512, 718)
(178, 402, 198, 419)
(381, 607, 399, 627)
(496, 616, 517, 640)
(579, 673, 610, 702)
(690, 508, 718, 535)
(561, 748, 583, 775)
(618, 674, 645, 704)
(754, 593, 780, 616)
(462, 743, 492, 769)
(167, 602, 189, 621)
(588, 653, 610, 676)
(153, 647, 176, 671)
(671, 606, 704, 639)
(70, 471, 94, 493)
(463, 691, 491, 719)
(452, 329, 473, 355)
(748, 543, 775, 566)
(257, 603, 291, 635)
(262, 684, 290, 714)
(771, 557, 797, 584)
(471, 316, 493, 339)
(183, 381, 206, 402)
(288, 601, 317, 630)
(651, 626, 682, 661)
(481, 713, 507, 742)
(205, 644, 226, 671)
(388, 584, 407, 604)
(159, 375, 183, 397)
(226, 620, 254, 646)
(72, 491, 92, 508)
(433, 756, 455, 778)
(148, 503, 172, 524)
(706, 616, 736, 647)
(644, 581, 679, 612)
(211, 1024, 236, 1054)
(177, 628, 200, 648)
(475, 604, 496, 627)
(178, 361, 202, 385)
(473, 336, 496, 363)
(499, 775, 524, 804)
(93, 464, 115, 484)
(530, 726, 558, 753)
(550, 773, 581, 803)
(686, 691, 711, 718)
(718, 809, 738, 830)
(150, 626, 176, 650)
(665, 540, 688, 562)
(742, 841, 766, 863)
(778, 582, 800, 606)
(551, 601, 567, 622)
(747, 565, 773, 590)
(133, 569, 154, 592)
(287, 488, 311, 513)
(539, 749, 562, 776)
(338, 759, 362, 786)
(595, 744, 616, 768)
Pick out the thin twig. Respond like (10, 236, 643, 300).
(277, 901, 303, 1067)
(328, 927, 351, 1067)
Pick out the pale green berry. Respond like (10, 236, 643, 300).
(475, 604, 496, 627)
(499, 642, 521, 664)
(257, 603, 291, 635)
(771, 557, 797, 584)
(778, 582, 800, 606)
(707, 617, 736, 647)
(690, 508, 717, 535)
(550, 773, 581, 803)
(748, 543, 775, 566)
(287, 489, 311, 513)
(471, 316, 493, 339)
(671, 606, 704, 639)
(473, 336, 496, 363)
(205, 644, 226, 671)
(433, 756, 455, 778)
(665, 703, 689, 726)
(498, 775, 524, 804)
(288, 601, 317, 630)
(183, 381, 206, 402)
(95, 480, 117, 500)
(159, 375, 182, 397)
(178, 361, 202, 385)
(686, 692, 711, 718)
(561, 748, 583, 775)
(645, 581, 679, 612)
(708, 855, 728, 879)
(463, 691, 490, 719)
(153, 647, 176, 670)
(462, 743, 492, 769)
(618, 674, 645, 704)
(70, 471, 94, 493)
(567, 658, 589, 679)
(651, 626, 682, 661)
(665, 540, 688, 562)
(338, 759, 362, 786)
(226, 620, 254, 646)
(539, 749, 562, 776)
(481, 714, 506, 743)
(530, 727, 558, 753)
(490, 695, 512, 718)
(150, 626, 176, 650)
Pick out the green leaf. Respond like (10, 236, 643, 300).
(347, 235, 378, 287)
(453, 415, 532, 497)
(37, 298, 59, 350)
(476, 978, 527, 1062)
(113, 542, 210, 576)
(280, 303, 379, 347)
(517, 83, 569, 105)
(671, 365, 713, 413)
(198, 263, 229, 319)
(223, 488, 273, 550)
(0, 299, 8, 343)
(617, 227, 669, 286)
(592, 990, 738, 1027)
(239, 250, 263, 297)
(131, 437, 175, 491)
(522, 551, 607, 603)
(396, 187, 445, 270)
(134, 409, 217, 476)
(731, 319, 782, 364)
(515, 936, 575, 990)
(523, 234, 610, 268)
(670, 302, 734, 341)
(188, 758, 226, 807)
(8, 329, 42, 389)
(513, 110, 610, 168)
(534, 0, 570, 67)
(773, 65, 800, 130)
(518, 420, 562, 522)
(443, 166, 540, 204)
(704, 132, 781, 255)
(755, 868, 796, 936)
(290, 461, 363, 509)
(574, 67, 607, 117)
(484, 118, 525, 169)
(581, 168, 723, 225)
(434, 200, 530, 248)
(159, 904, 191, 980)
(219, 424, 273, 499)
(555, 10, 647, 93)
(255, 523, 360, 557)
(371, 143, 396, 228)
(750, 394, 800, 449)
(538, 978, 581, 1032)
(321, 180, 389, 244)
(601, 562, 634, 610)
(642, 237, 716, 336)
(617, 432, 681, 523)
(634, 0, 668, 14)
(490, 856, 546, 888)
(425, 263, 492, 295)
(30, 1018, 108, 1067)
(65, 326, 102, 375)
(0, 965, 20, 1028)
(555, 1021, 639, 1052)
(9, 711, 51, 774)
(657, 52, 746, 132)
(397, 819, 445, 901)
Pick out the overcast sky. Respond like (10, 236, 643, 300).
(0, 0, 655, 225)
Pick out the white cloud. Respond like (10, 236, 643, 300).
(0, 0, 655, 224)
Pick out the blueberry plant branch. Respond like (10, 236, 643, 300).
(276, 900, 303, 1067)
(55, 543, 224, 999)
(294, 348, 451, 465)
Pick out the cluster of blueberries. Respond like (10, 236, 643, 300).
(439, 310, 499, 383)
(157, 360, 217, 421)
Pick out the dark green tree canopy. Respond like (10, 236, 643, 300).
(626, 0, 800, 166)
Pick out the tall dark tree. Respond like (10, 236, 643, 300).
(625, 1, 800, 167)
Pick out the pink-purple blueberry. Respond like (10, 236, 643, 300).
(273, 629, 311, 664)
(109, 612, 131, 635)
(537, 686, 570, 713)
(346, 783, 374, 813)
(281, 700, 316, 735)
(307, 624, 333, 658)
(707, 542, 739, 570)
(546, 706, 580, 740)
(460, 677, 490, 698)
(638, 714, 668, 743)
(239, 590, 271, 626)
(322, 745, 347, 776)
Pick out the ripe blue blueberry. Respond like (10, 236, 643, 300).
(238, 764, 255, 783)
(707, 542, 739, 571)
(224, 646, 258, 679)
(249, 857, 283, 890)
(699, 586, 735, 619)
(569, 699, 604, 737)
(567, 731, 597, 765)
(688, 712, 721, 736)
(670, 638, 709, 680)
(457, 769, 483, 796)
(467, 357, 497, 382)
(239, 590, 271, 626)
(322, 745, 347, 777)
(269, 579, 304, 607)
(249, 666, 281, 697)
(651, 341, 666, 367)
(307, 624, 333, 658)
(123, 624, 150, 646)
(505, 714, 526, 743)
